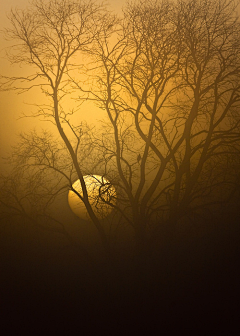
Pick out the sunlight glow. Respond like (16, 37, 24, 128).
(68, 175, 116, 220)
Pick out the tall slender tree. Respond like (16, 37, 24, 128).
(1, 0, 240, 261)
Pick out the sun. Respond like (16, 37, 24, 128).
(68, 175, 116, 220)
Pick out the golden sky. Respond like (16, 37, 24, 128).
(0, 0, 125, 168)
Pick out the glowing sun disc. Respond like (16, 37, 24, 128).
(68, 175, 116, 220)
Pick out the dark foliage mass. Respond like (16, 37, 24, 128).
(0, 0, 240, 331)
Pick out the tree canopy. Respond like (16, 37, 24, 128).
(1, 0, 240, 260)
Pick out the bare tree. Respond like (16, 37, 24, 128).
(1, 0, 240, 262)
(76, 0, 240, 254)
(1, 0, 119, 258)
(0, 130, 95, 263)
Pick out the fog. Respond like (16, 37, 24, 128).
(0, 0, 240, 333)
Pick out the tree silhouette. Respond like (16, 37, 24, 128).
(1, 0, 119, 258)
(76, 0, 240, 254)
(1, 0, 240, 263)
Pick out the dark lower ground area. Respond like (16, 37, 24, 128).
(0, 210, 239, 334)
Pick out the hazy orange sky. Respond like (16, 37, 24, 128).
(1, 0, 239, 169)
(0, 0, 126, 168)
